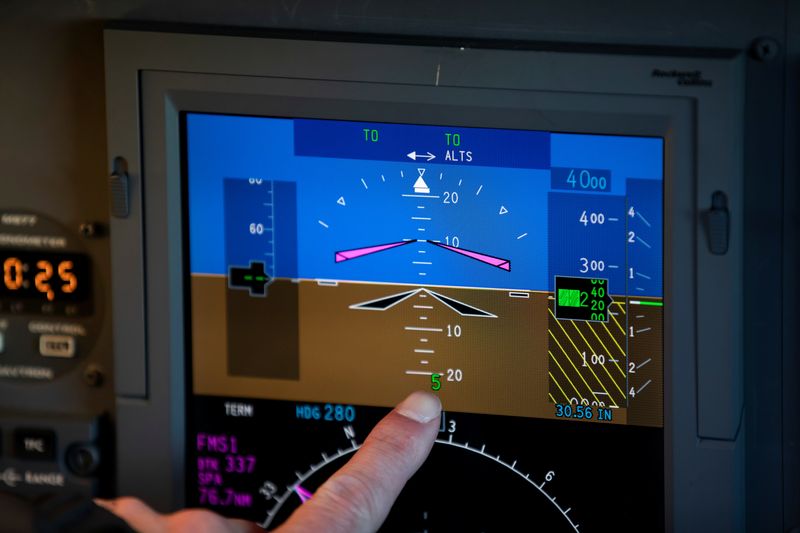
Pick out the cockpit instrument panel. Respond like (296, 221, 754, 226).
(104, 30, 746, 531)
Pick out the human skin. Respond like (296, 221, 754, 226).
(96, 391, 442, 533)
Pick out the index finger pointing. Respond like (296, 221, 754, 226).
(276, 391, 441, 533)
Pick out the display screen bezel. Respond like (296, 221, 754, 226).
(104, 28, 750, 528)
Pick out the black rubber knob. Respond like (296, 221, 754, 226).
(66, 444, 100, 477)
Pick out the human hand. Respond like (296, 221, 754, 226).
(97, 391, 442, 533)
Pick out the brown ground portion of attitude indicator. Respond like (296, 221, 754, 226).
(191, 276, 664, 425)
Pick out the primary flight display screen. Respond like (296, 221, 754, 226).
(183, 112, 665, 531)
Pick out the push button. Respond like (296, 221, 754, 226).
(39, 335, 75, 358)
(14, 428, 56, 460)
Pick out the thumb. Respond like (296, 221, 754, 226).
(276, 391, 441, 533)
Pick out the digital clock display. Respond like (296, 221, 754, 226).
(1, 250, 90, 303)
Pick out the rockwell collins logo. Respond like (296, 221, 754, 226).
(651, 69, 713, 87)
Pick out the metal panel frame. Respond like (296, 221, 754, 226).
(104, 29, 745, 529)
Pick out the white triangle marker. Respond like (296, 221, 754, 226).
(337, 196, 346, 206)
(499, 206, 509, 215)
(413, 177, 430, 194)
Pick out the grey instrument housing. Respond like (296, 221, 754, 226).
(104, 29, 745, 530)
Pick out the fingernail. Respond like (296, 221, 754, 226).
(396, 391, 442, 423)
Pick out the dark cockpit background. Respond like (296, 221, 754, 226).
(0, 1, 797, 530)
